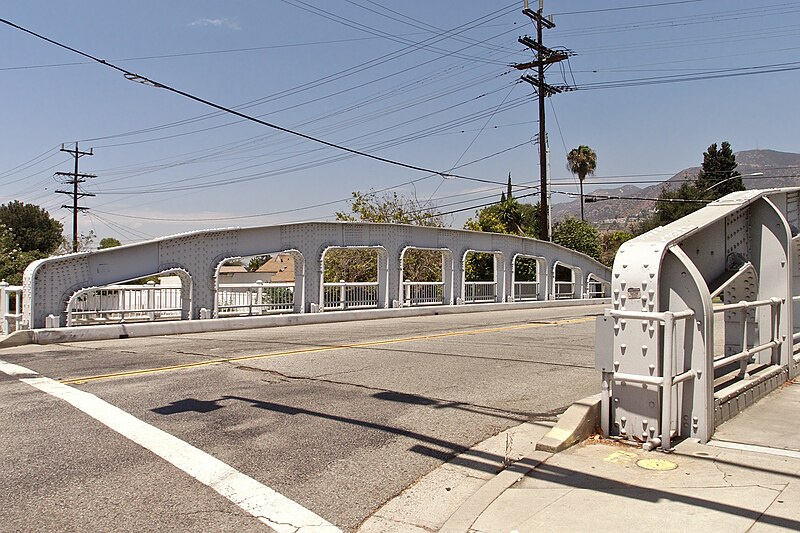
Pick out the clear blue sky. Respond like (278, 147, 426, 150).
(1, 1, 798, 243)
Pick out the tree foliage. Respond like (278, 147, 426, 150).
(463, 182, 542, 280)
(327, 191, 444, 282)
(566, 145, 597, 221)
(465, 198, 540, 237)
(0, 201, 63, 254)
(638, 141, 742, 233)
(696, 141, 742, 196)
(552, 218, 602, 261)
(98, 237, 122, 249)
(0, 223, 45, 284)
(246, 255, 270, 272)
(600, 230, 635, 267)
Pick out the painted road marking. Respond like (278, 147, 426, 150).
(0, 359, 341, 533)
(61, 316, 595, 385)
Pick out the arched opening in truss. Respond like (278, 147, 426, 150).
(213, 250, 303, 318)
(586, 273, 610, 299)
(399, 246, 453, 307)
(320, 246, 388, 310)
(65, 268, 192, 327)
(512, 254, 545, 301)
(463, 250, 502, 304)
(552, 261, 582, 300)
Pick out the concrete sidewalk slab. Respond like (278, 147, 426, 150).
(714, 378, 800, 452)
(464, 434, 800, 533)
(357, 421, 554, 533)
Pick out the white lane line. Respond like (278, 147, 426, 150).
(709, 439, 800, 460)
(0, 360, 340, 533)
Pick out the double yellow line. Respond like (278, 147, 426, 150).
(61, 316, 594, 385)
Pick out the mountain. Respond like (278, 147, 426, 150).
(551, 149, 800, 228)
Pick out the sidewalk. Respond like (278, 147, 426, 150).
(361, 379, 800, 533)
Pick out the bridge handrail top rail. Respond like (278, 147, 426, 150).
(605, 308, 695, 322)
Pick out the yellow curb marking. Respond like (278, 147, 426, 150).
(61, 316, 595, 385)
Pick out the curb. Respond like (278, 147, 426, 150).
(438, 394, 601, 532)
(438, 451, 551, 533)
(0, 298, 608, 348)
(535, 393, 601, 453)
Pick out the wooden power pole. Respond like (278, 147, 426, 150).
(55, 142, 95, 252)
(516, 0, 570, 241)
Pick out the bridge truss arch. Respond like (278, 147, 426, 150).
(21, 222, 610, 329)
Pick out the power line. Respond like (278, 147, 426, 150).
(552, 0, 705, 16)
(0, 16, 514, 188)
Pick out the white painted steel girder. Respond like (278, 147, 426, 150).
(600, 188, 800, 447)
(22, 222, 610, 328)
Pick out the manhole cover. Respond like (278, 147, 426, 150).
(636, 458, 678, 471)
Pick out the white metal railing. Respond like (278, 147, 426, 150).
(587, 281, 609, 299)
(67, 282, 182, 326)
(604, 308, 696, 451)
(464, 281, 497, 303)
(604, 297, 784, 451)
(554, 281, 576, 299)
(402, 281, 444, 307)
(713, 298, 783, 374)
(0, 280, 23, 334)
(513, 281, 539, 301)
(217, 281, 294, 317)
(323, 281, 379, 310)
(792, 294, 800, 347)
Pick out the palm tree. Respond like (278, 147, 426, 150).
(566, 145, 597, 221)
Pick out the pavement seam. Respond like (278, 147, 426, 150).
(744, 483, 790, 533)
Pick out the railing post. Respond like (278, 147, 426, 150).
(339, 280, 346, 310)
(146, 281, 156, 321)
(661, 312, 675, 451)
(0, 280, 8, 335)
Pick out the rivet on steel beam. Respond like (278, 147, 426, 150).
(648, 364, 655, 375)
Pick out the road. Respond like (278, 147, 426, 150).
(0, 304, 605, 531)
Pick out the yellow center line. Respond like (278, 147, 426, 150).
(60, 316, 595, 385)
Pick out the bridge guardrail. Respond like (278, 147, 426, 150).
(0, 281, 23, 334)
(402, 281, 444, 307)
(66, 282, 182, 326)
(323, 281, 379, 310)
(217, 282, 294, 317)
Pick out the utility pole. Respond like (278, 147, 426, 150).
(516, 0, 571, 241)
(55, 142, 95, 252)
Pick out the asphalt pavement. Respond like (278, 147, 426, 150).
(0, 304, 606, 531)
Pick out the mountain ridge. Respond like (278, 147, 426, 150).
(551, 149, 800, 228)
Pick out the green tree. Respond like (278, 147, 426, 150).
(600, 230, 635, 267)
(696, 141, 742, 197)
(0, 223, 44, 284)
(0, 201, 63, 254)
(566, 145, 597, 221)
(637, 141, 741, 233)
(58, 231, 95, 253)
(465, 200, 541, 237)
(246, 255, 270, 272)
(328, 191, 444, 283)
(98, 237, 122, 249)
(464, 181, 542, 280)
(552, 217, 602, 261)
